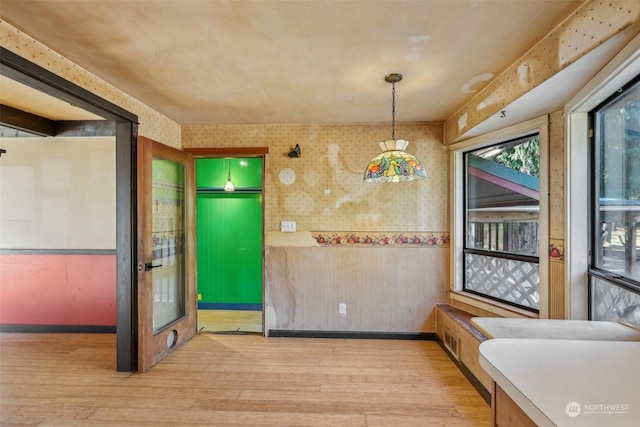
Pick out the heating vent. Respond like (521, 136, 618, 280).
(444, 328, 460, 360)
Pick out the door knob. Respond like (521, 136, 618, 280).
(145, 262, 163, 271)
(140, 262, 163, 271)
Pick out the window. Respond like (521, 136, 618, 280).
(590, 76, 640, 326)
(463, 135, 541, 312)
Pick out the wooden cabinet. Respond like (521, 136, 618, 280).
(435, 304, 493, 394)
(493, 383, 536, 427)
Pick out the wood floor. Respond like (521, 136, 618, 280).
(0, 332, 490, 426)
(197, 310, 262, 334)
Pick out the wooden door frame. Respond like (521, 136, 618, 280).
(184, 147, 268, 334)
(0, 47, 139, 372)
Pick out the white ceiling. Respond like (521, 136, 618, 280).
(1, 1, 585, 126)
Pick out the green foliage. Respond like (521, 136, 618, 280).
(494, 138, 540, 177)
(599, 98, 640, 201)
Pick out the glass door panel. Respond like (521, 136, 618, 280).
(151, 157, 186, 332)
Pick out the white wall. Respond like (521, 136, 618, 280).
(0, 137, 116, 249)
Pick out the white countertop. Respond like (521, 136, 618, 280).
(471, 317, 640, 341)
(479, 339, 640, 426)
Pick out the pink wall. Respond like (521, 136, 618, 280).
(0, 254, 116, 326)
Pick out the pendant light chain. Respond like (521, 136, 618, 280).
(391, 82, 396, 140)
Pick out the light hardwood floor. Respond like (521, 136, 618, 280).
(197, 310, 262, 334)
(0, 333, 490, 426)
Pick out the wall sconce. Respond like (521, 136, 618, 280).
(288, 144, 301, 158)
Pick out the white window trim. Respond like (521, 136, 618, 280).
(449, 115, 549, 318)
(564, 33, 640, 320)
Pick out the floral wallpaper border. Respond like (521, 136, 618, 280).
(549, 238, 564, 262)
(313, 232, 450, 247)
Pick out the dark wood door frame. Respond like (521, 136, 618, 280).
(0, 47, 139, 372)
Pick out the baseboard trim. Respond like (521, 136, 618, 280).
(437, 338, 491, 405)
(268, 330, 437, 340)
(0, 324, 116, 333)
(197, 303, 262, 311)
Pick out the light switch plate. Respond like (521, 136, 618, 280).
(281, 221, 297, 232)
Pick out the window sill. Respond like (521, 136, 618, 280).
(450, 291, 539, 319)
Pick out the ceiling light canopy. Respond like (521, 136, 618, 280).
(363, 73, 426, 183)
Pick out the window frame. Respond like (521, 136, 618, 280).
(565, 34, 640, 320)
(449, 116, 549, 318)
(587, 75, 640, 320)
(462, 134, 541, 312)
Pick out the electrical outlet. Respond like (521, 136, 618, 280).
(281, 221, 297, 232)
(339, 303, 347, 314)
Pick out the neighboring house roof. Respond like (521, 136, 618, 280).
(467, 155, 539, 210)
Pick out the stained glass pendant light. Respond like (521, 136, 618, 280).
(224, 159, 235, 192)
(363, 73, 426, 182)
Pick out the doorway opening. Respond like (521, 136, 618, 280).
(0, 47, 138, 371)
(195, 156, 264, 334)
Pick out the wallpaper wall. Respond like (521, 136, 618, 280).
(548, 110, 566, 319)
(549, 110, 565, 241)
(183, 123, 448, 234)
(183, 123, 450, 334)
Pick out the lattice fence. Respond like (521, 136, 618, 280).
(465, 253, 540, 309)
(592, 278, 640, 327)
